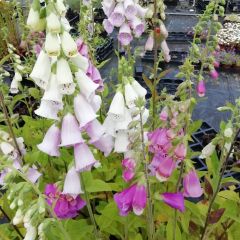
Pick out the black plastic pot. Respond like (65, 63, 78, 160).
(95, 38, 114, 62)
(167, 32, 193, 42)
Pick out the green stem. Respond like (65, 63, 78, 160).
(140, 109, 154, 239)
(80, 173, 100, 239)
(200, 128, 240, 240)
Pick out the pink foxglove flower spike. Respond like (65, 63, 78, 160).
(118, 23, 133, 46)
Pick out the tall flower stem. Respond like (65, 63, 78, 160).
(0, 90, 24, 162)
(152, 0, 158, 131)
(201, 129, 240, 240)
(79, 173, 100, 239)
(139, 109, 154, 239)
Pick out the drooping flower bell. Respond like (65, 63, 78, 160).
(174, 143, 187, 161)
(124, 0, 137, 20)
(102, 0, 115, 18)
(27, 7, 45, 31)
(70, 53, 89, 72)
(145, 33, 154, 51)
(124, 83, 138, 108)
(109, 3, 125, 27)
(209, 68, 219, 79)
(161, 192, 185, 212)
(183, 170, 203, 198)
(60, 113, 84, 147)
(122, 158, 136, 182)
(108, 91, 125, 121)
(131, 17, 145, 37)
(37, 124, 61, 157)
(196, 80, 206, 97)
(159, 107, 168, 121)
(45, 33, 60, 57)
(46, 12, 61, 33)
(118, 23, 133, 46)
(132, 184, 147, 215)
(91, 134, 114, 157)
(85, 119, 105, 143)
(103, 19, 114, 34)
(114, 130, 130, 153)
(61, 31, 78, 57)
(74, 143, 97, 172)
(131, 79, 147, 98)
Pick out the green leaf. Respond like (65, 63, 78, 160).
(142, 74, 153, 92)
(28, 88, 41, 100)
(188, 120, 202, 135)
(166, 220, 182, 240)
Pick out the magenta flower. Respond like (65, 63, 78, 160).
(156, 155, 176, 181)
(76, 37, 88, 57)
(162, 192, 185, 212)
(145, 33, 154, 51)
(118, 23, 133, 46)
(114, 183, 147, 216)
(44, 184, 86, 219)
(123, 169, 135, 182)
(132, 185, 147, 215)
(209, 69, 219, 79)
(60, 113, 84, 147)
(196, 80, 206, 97)
(37, 124, 61, 157)
(122, 158, 136, 182)
(183, 170, 203, 198)
(174, 143, 187, 161)
(213, 61, 220, 68)
(122, 158, 136, 170)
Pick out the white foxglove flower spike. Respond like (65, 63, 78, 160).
(75, 70, 98, 100)
(131, 79, 147, 98)
(108, 91, 125, 121)
(46, 12, 61, 33)
(115, 108, 132, 131)
(125, 83, 138, 108)
(55, 0, 67, 16)
(70, 53, 89, 72)
(45, 33, 60, 57)
(56, 58, 75, 95)
(30, 50, 51, 89)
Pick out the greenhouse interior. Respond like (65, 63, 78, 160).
(0, 0, 240, 239)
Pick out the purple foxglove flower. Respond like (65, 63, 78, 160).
(145, 33, 154, 51)
(87, 62, 104, 91)
(118, 23, 133, 46)
(124, 0, 137, 20)
(162, 192, 185, 212)
(122, 158, 136, 170)
(35, 99, 62, 120)
(102, 0, 115, 17)
(60, 113, 84, 147)
(209, 69, 219, 79)
(74, 143, 97, 172)
(85, 119, 105, 142)
(156, 155, 176, 181)
(114, 184, 136, 216)
(63, 167, 84, 197)
(196, 80, 206, 97)
(0, 169, 8, 186)
(183, 170, 203, 198)
(123, 169, 135, 182)
(107, 91, 125, 121)
(103, 19, 114, 34)
(34, 44, 42, 57)
(37, 124, 61, 157)
(130, 17, 145, 37)
(109, 3, 125, 27)
(26, 167, 41, 183)
(76, 38, 88, 57)
(159, 108, 168, 121)
(91, 133, 114, 156)
(45, 184, 59, 205)
(132, 184, 147, 215)
(74, 94, 97, 128)
(174, 143, 187, 161)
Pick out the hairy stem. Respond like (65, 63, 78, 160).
(201, 129, 240, 240)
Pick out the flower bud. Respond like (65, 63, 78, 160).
(224, 128, 233, 138)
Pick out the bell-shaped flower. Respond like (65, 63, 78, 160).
(60, 113, 84, 147)
(76, 38, 88, 57)
(156, 155, 176, 181)
(161, 40, 170, 57)
(196, 80, 206, 97)
(55, 0, 67, 16)
(75, 70, 98, 100)
(118, 23, 133, 46)
(123, 169, 135, 182)
(131, 79, 147, 98)
(90, 95, 102, 113)
(122, 158, 136, 170)
(102, 0, 115, 17)
(42, 74, 63, 104)
(116, 108, 132, 131)
(30, 50, 51, 89)
(63, 167, 84, 197)
(61, 17, 72, 32)
(103, 19, 114, 34)
(103, 115, 117, 136)
(56, 58, 75, 95)
(35, 100, 61, 120)
(174, 143, 187, 161)
(74, 143, 97, 172)
(10, 77, 20, 94)
(0, 142, 14, 156)
(24, 224, 37, 240)
(37, 124, 61, 157)
(132, 184, 147, 215)
(160, 23, 169, 38)
(74, 94, 97, 128)
(85, 119, 105, 142)
(131, 17, 145, 37)
(210, 68, 219, 79)
(45, 33, 60, 57)
(124, 0, 137, 20)
(61, 31, 78, 57)
(114, 130, 129, 153)
(135, 4, 147, 18)
(125, 83, 138, 108)
(114, 184, 136, 216)
(26, 167, 41, 183)
(71, 53, 89, 72)
(163, 53, 171, 63)
(27, 8, 45, 31)
(183, 170, 203, 198)
(46, 12, 61, 33)
(87, 64, 104, 91)
(109, 3, 125, 27)
(213, 61, 220, 68)
(162, 192, 185, 212)
(108, 91, 125, 121)
(200, 142, 215, 159)
(91, 134, 114, 156)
